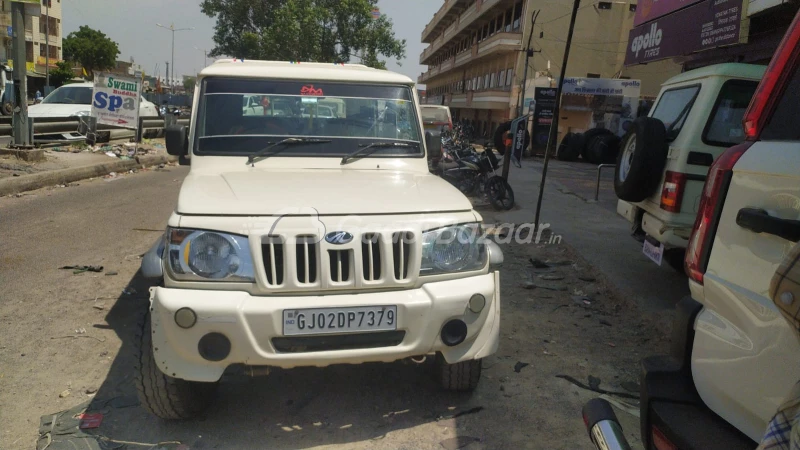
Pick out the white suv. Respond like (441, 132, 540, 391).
(637, 12, 800, 449)
(614, 64, 764, 271)
(136, 60, 502, 419)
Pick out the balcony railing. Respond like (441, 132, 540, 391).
(419, 0, 505, 65)
(421, 0, 464, 43)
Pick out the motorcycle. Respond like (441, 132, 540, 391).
(432, 134, 515, 210)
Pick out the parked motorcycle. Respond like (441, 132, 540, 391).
(431, 127, 515, 210)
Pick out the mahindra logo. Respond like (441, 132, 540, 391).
(631, 22, 663, 57)
(325, 231, 353, 245)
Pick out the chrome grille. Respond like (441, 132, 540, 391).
(261, 237, 285, 286)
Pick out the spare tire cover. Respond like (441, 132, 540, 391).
(613, 117, 668, 202)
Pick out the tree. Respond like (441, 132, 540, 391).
(183, 76, 196, 93)
(200, 0, 405, 69)
(63, 26, 120, 79)
(49, 61, 75, 87)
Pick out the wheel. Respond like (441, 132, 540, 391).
(580, 128, 613, 161)
(1, 101, 12, 116)
(556, 132, 580, 161)
(614, 117, 668, 202)
(435, 353, 482, 392)
(134, 311, 217, 419)
(486, 176, 515, 210)
(663, 248, 686, 274)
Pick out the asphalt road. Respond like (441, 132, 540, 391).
(0, 164, 669, 450)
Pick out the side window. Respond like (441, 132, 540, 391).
(762, 64, 800, 141)
(650, 85, 700, 140)
(702, 80, 758, 147)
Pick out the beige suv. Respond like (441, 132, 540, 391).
(614, 64, 764, 270)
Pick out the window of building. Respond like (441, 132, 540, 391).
(499, 70, 506, 87)
(587, 73, 601, 78)
(42, 0, 51, 6)
(506, 69, 514, 86)
(477, 77, 483, 90)
(484, 74, 490, 89)
(26, 42, 33, 62)
(489, 73, 495, 88)
(505, 10, 513, 32)
(513, 1, 524, 30)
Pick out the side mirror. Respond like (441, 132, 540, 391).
(165, 125, 188, 157)
(425, 131, 442, 159)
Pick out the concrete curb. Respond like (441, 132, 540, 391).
(0, 154, 179, 196)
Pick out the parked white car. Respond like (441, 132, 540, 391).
(137, 60, 503, 419)
(28, 82, 158, 141)
(614, 64, 764, 271)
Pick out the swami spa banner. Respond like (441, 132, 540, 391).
(625, 0, 746, 65)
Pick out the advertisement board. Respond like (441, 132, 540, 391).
(91, 73, 140, 130)
(532, 88, 557, 150)
(625, 0, 745, 65)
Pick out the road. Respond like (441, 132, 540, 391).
(0, 165, 668, 450)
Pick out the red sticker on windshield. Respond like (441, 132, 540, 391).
(300, 85, 324, 96)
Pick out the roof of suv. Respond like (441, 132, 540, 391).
(664, 63, 766, 86)
(199, 59, 415, 85)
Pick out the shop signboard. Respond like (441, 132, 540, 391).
(625, 0, 745, 65)
(633, 0, 705, 26)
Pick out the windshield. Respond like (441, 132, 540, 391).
(420, 106, 450, 124)
(42, 86, 93, 105)
(197, 78, 422, 157)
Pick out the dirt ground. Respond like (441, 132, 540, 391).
(0, 174, 668, 450)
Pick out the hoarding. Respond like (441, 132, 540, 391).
(625, 0, 745, 65)
(91, 73, 140, 130)
(532, 88, 556, 150)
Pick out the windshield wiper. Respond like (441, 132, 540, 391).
(340, 141, 419, 165)
(246, 138, 332, 166)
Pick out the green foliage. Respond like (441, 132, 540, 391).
(183, 76, 196, 93)
(63, 26, 120, 79)
(200, 0, 405, 69)
(49, 61, 75, 87)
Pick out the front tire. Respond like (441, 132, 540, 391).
(435, 354, 482, 392)
(486, 176, 515, 210)
(134, 311, 217, 419)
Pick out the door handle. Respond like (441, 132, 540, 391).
(736, 208, 800, 242)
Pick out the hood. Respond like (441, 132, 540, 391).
(28, 103, 89, 118)
(177, 169, 473, 215)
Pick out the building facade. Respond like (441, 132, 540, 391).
(418, 0, 681, 138)
(0, 0, 63, 78)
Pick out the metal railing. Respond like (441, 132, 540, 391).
(595, 164, 616, 201)
(0, 115, 190, 140)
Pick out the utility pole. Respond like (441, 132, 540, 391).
(11, 1, 29, 146)
(534, 0, 581, 233)
(165, 61, 169, 91)
(156, 23, 194, 94)
(44, 0, 49, 92)
(194, 47, 208, 68)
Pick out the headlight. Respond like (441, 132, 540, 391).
(421, 224, 487, 275)
(166, 228, 255, 282)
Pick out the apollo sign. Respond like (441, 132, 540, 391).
(630, 22, 663, 58)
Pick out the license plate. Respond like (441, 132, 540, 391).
(283, 306, 397, 336)
(642, 236, 664, 266)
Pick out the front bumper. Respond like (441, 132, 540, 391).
(150, 272, 500, 382)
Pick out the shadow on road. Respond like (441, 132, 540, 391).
(79, 272, 484, 449)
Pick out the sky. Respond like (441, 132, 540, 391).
(63, 0, 440, 84)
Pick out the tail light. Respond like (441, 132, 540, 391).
(652, 425, 679, 450)
(685, 142, 753, 284)
(660, 171, 687, 213)
(743, 10, 800, 139)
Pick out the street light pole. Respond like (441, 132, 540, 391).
(194, 47, 209, 68)
(156, 23, 193, 94)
